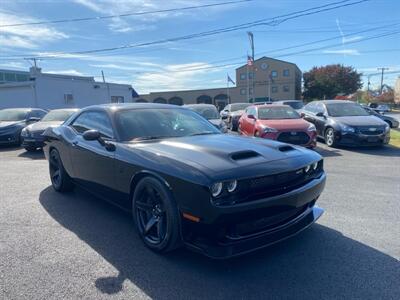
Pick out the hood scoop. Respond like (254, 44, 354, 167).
(230, 150, 260, 161)
(278, 145, 295, 152)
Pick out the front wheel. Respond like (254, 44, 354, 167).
(49, 149, 74, 192)
(132, 177, 181, 253)
(325, 128, 337, 147)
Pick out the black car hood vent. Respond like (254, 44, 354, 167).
(278, 145, 295, 152)
(230, 150, 260, 160)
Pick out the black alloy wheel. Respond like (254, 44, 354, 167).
(49, 149, 74, 192)
(133, 177, 181, 253)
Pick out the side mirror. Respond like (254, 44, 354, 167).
(27, 117, 40, 123)
(83, 129, 101, 141)
(316, 112, 326, 118)
(248, 114, 256, 120)
(82, 129, 116, 151)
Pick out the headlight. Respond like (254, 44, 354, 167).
(304, 165, 311, 173)
(210, 182, 223, 197)
(21, 128, 28, 137)
(340, 124, 355, 133)
(384, 124, 390, 132)
(263, 126, 278, 133)
(307, 123, 316, 132)
(311, 162, 318, 170)
(226, 180, 237, 193)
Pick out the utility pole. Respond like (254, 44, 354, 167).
(377, 67, 389, 94)
(247, 32, 255, 102)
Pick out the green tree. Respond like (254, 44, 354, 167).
(303, 64, 362, 100)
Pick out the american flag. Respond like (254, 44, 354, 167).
(247, 55, 254, 66)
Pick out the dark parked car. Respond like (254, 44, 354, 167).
(274, 100, 304, 111)
(362, 106, 399, 128)
(21, 108, 79, 151)
(0, 108, 47, 146)
(220, 103, 251, 131)
(43, 103, 326, 258)
(184, 104, 227, 133)
(302, 100, 390, 147)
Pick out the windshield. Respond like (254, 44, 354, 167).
(327, 103, 369, 117)
(231, 103, 250, 112)
(258, 106, 300, 120)
(0, 110, 28, 121)
(284, 101, 303, 109)
(41, 110, 77, 122)
(189, 106, 219, 120)
(116, 108, 220, 141)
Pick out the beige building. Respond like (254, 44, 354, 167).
(136, 57, 302, 111)
(395, 77, 400, 104)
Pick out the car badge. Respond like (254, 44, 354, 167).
(369, 128, 377, 131)
(290, 132, 297, 135)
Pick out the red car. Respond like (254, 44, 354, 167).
(239, 104, 317, 148)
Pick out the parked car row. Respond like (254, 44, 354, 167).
(0, 108, 79, 151)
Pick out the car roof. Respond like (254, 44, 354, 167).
(184, 104, 216, 108)
(255, 104, 289, 109)
(0, 108, 44, 112)
(83, 103, 187, 112)
(48, 108, 80, 112)
(312, 100, 355, 105)
(275, 100, 302, 103)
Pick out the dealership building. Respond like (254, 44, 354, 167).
(136, 57, 302, 111)
(0, 67, 137, 109)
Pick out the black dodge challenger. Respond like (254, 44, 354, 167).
(43, 103, 326, 258)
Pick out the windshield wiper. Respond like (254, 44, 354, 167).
(189, 131, 219, 136)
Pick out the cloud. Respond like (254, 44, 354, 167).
(0, 10, 68, 49)
(323, 49, 360, 55)
(132, 62, 228, 93)
(0, 61, 27, 69)
(45, 69, 86, 76)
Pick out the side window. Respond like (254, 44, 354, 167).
(315, 102, 325, 114)
(36, 110, 47, 119)
(71, 111, 114, 138)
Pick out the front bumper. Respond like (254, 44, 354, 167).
(0, 132, 20, 145)
(21, 136, 45, 148)
(336, 132, 390, 146)
(261, 131, 317, 148)
(182, 173, 326, 258)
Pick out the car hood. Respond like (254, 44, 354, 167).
(26, 121, 62, 132)
(0, 121, 25, 129)
(257, 118, 310, 131)
(123, 134, 321, 181)
(334, 116, 386, 127)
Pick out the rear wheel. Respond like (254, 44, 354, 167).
(49, 149, 74, 192)
(325, 128, 337, 147)
(132, 177, 181, 253)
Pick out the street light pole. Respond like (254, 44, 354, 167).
(377, 67, 389, 94)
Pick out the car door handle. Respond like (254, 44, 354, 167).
(72, 141, 79, 147)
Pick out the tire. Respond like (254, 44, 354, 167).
(24, 146, 37, 152)
(49, 149, 74, 192)
(132, 177, 181, 253)
(254, 130, 260, 137)
(231, 121, 238, 132)
(325, 128, 337, 147)
(227, 117, 232, 130)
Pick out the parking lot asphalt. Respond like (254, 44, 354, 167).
(1, 143, 399, 300)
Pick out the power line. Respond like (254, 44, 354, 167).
(0, 0, 253, 28)
(0, 0, 370, 59)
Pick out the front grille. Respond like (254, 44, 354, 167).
(277, 131, 310, 145)
(30, 131, 45, 138)
(213, 160, 324, 206)
(356, 126, 384, 135)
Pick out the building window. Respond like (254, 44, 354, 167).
(283, 85, 290, 92)
(271, 86, 278, 93)
(4, 73, 16, 82)
(240, 88, 246, 95)
(283, 69, 290, 77)
(271, 71, 278, 78)
(249, 87, 253, 95)
(64, 94, 74, 104)
(111, 96, 124, 103)
(248, 72, 254, 79)
(240, 73, 247, 80)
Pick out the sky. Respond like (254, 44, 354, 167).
(0, 0, 399, 94)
